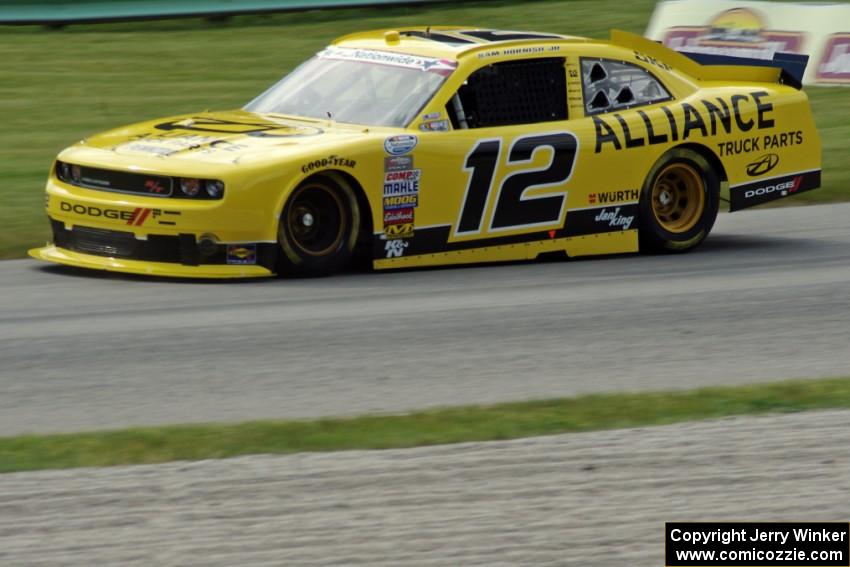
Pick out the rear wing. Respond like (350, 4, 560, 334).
(679, 51, 808, 90)
(610, 30, 809, 89)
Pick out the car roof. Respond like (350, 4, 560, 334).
(332, 26, 594, 60)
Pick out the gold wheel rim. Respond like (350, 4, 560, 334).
(650, 163, 705, 234)
(285, 183, 346, 257)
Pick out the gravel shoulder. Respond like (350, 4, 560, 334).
(2, 410, 848, 566)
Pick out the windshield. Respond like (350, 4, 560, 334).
(245, 47, 457, 127)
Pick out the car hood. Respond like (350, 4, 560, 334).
(79, 109, 373, 166)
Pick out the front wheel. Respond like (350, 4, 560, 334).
(276, 175, 360, 276)
(639, 149, 720, 253)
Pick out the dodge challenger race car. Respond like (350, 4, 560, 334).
(29, 28, 822, 278)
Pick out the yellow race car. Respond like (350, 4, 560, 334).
(30, 28, 821, 278)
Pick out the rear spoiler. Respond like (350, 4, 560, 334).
(679, 51, 808, 90)
(610, 30, 808, 89)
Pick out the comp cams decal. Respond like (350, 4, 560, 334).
(729, 170, 821, 212)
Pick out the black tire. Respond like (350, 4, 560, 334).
(639, 148, 720, 253)
(276, 174, 360, 276)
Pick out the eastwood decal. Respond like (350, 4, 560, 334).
(729, 170, 821, 211)
(661, 8, 805, 58)
(383, 195, 419, 210)
(817, 33, 850, 84)
(746, 154, 780, 177)
(59, 201, 180, 226)
(383, 207, 415, 226)
(384, 135, 418, 156)
(301, 155, 357, 174)
(593, 91, 776, 153)
(589, 189, 639, 204)
(385, 156, 413, 171)
(594, 207, 635, 230)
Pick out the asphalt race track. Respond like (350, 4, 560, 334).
(2, 411, 849, 565)
(1, 203, 849, 435)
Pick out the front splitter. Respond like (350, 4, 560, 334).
(28, 245, 274, 279)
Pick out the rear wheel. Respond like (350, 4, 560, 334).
(639, 149, 719, 253)
(276, 175, 360, 276)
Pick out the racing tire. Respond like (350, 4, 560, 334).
(276, 174, 360, 276)
(638, 148, 720, 253)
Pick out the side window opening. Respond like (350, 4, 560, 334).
(446, 57, 567, 129)
(581, 58, 671, 115)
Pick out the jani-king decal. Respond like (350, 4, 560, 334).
(384, 135, 418, 156)
(594, 207, 635, 230)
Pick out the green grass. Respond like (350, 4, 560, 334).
(3, 376, 850, 473)
(1, 0, 847, 258)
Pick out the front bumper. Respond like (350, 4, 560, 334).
(30, 219, 276, 278)
(29, 245, 273, 279)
